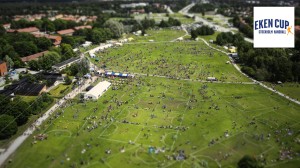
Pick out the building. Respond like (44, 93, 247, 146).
(0, 78, 46, 96)
(21, 51, 49, 62)
(84, 81, 111, 100)
(2, 23, 11, 30)
(17, 27, 40, 33)
(74, 25, 92, 30)
(57, 29, 75, 36)
(52, 57, 81, 71)
(0, 61, 7, 76)
(33, 33, 62, 46)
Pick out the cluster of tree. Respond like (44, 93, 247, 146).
(231, 15, 253, 38)
(28, 43, 76, 71)
(190, 4, 215, 15)
(62, 58, 90, 77)
(121, 17, 156, 33)
(191, 25, 215, 39)
(215, 32, 244, 46)
(73, 27, 114, 44)
(0, 93, 53, 139)
(10, 18, 80, 32)
(216, 32, 300, 82)
(158, 17, 181, 28)
(0, 30, 53, 68)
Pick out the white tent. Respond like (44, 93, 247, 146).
(84, 81, 111, 100)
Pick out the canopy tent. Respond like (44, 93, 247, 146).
(84, 81, 111, 100)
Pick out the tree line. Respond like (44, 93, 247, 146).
(216, 32, 300, 82)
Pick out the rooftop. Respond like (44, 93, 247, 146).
(53, 57, 81, 68)
(57, 29, 75, 35)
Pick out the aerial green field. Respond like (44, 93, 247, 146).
(96, 41, 249, 82)
(5, 76, 300, 168)
(4, 29, 300, 168)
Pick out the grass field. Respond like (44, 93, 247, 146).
(5, 76, 300, 168)
(48, 84, 71, 98)
(96, 40, 249, 82)
(4, 30, 300, 168)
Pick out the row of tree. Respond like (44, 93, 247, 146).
(11, 18, 80, 32)
(0, 93, 53, 139)
(216, 32, 300, 82)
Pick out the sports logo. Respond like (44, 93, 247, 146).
(253, 7, 294, 48)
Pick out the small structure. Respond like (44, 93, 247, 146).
(82, 41, 92, 48)
(207, 77, 217, 81)
(52, 57, 81, 71)
(0, 61, 7, 76)
(84, 81, 111, 100)
(89, 52, 96, 58)
(209, 39, 214, 43)
(74, 25, 92, 30)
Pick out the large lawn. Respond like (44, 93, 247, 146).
(5, 76, 300, 168)
(97, 40, 249, 82)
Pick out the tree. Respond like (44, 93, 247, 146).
(7, 98, 31, 126)
(0, 25, 5, 36)
(61, 43, 75, 61)
(4, 55, 14, 70)
(28, 60, 41, 71)
(238, 155, 261, 168)
(39, 51, 61, 70)
(103, 20, 124, 38)
(65, 76, 72, 85)
(35, 37, 52, 51)
(13, 41, 38, 57)
(0, 114, 18, 140)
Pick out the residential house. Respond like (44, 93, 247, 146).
(57, 29, 75, 36)
(0, 61, 7, 76)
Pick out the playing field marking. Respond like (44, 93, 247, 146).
(98, 137, 128, 144)
(46, 129, 72, 137)
(190, 132, 243, 155)
(98, 93, 138, 137)
(171, 96, 190, 150)
(192, 154, 222, 168)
